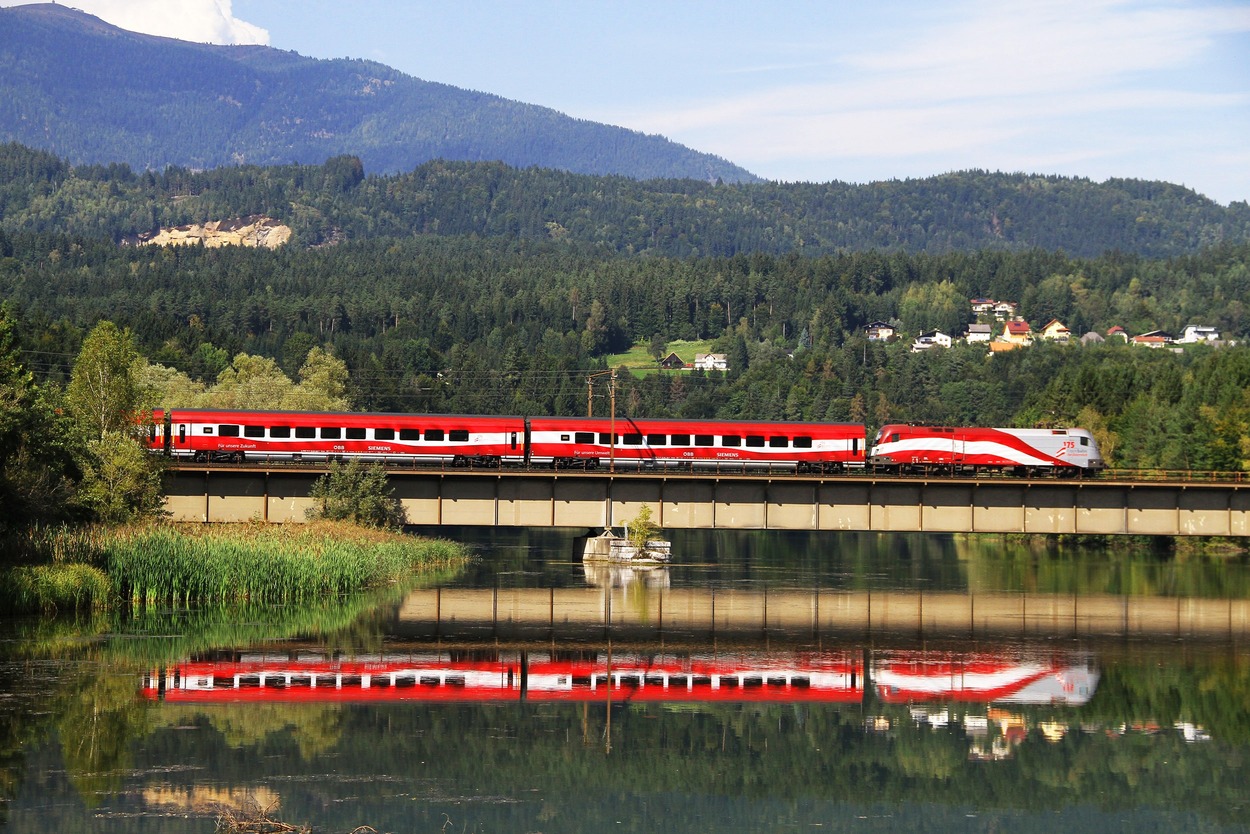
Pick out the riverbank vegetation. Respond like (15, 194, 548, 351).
(0, 522, 470, 613)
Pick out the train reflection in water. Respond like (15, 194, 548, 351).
(142, 648, 1098, 707)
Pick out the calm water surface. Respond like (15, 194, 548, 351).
(2, 530, 1248, 833)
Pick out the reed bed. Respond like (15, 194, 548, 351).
(0, 563, 111, 613)
(104, 521, 469, 606)
(0, 524, 111, 566)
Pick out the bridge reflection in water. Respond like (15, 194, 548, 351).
(399, 578, 1250, 643)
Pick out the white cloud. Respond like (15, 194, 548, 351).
(0, 0, 268, 45)
(595, 0, 1250, 201)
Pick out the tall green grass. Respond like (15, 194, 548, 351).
(0, 563, 111, 613)
(0, 521, 470, 611)
(104, 521, 469, 606)
(0, 524, 110, 566)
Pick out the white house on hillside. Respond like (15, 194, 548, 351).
(965, 323, 993, 343)
(1178, 325, 1220, 344)
(694, 353, 728, 371)
(865, 321, 896, 341)
(911, 331, 953, 352)
(992, 301, 1019, 321)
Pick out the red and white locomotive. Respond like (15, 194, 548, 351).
(869, 424, 1104, 476)
(148, 409, 1103, 476)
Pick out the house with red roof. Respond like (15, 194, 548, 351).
(1000, 319, 1032, 346)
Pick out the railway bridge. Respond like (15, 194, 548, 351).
(161, 464, 1249, 537)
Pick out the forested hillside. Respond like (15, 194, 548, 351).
(2, 221, 1248, 471)
(0, 3, 754, 183)
(2, 144, 1247, 258)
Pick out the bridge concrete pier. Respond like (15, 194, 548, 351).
(161, 467, 1250, 537)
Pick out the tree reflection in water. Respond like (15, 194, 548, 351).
(1, 530, 1249, 833)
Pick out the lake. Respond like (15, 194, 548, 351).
(1, 529, 1248, 833)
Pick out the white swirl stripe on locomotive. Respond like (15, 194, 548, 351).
(874, 438, 1061, 467)
(868, 425, 1101, 469)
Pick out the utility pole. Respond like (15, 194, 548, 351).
(586, 369, 617, 473)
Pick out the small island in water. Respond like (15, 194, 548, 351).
(582, 528, 672, 564)
(582, 506, 671, 564)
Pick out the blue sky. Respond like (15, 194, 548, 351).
(7, 0, 1249, 204)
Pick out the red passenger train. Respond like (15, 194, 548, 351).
(142, 650, 865, 705)
(148, 409, 867, 472)
(148, 409, 1103, 476)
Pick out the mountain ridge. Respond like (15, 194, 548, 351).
(0, 3, 758, 183)
(2, 142, 1247, 259)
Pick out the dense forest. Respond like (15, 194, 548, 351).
(0, 3, 755, 183)
(1, 227, 1248, 472)
(2, 143, 1247, 258)
(0, 144, 1248, 474)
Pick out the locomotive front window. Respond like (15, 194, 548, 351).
(647, 433, 667, 445)
(793, 436, 812, 448)
(399, 429, 420, 441)
(424, 429, 444, 442)
(320, 427, 341, 440)
(244, 425, 265, 438)
(374, 428, 395, 441)
(449, 429, 469, 442)
(671, 434, 690, 446)
(346, 428, 366, 440)
(721, 435, 741, 447)
(746, 435, 766, 448)
(575, 432, 594, 444)
(623, 434, 643, 446)
(219, 425, 239, 437)
(694, 434, 714, 447)
(295, 427, 316, 439)
(768, 436, 788, 448)
(270, 426, 291, 439)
